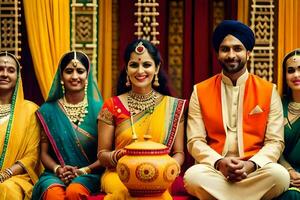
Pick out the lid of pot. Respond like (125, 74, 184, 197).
(124, 135, 170, 155)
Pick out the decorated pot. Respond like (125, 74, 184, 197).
(116, 140, 180, 197)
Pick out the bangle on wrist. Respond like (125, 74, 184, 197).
(53, 165, 61, 174)
(79, 166, 91, 175)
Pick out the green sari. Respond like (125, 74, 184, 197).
(277, 98, 300, 199)
(32, 61, 103, 199)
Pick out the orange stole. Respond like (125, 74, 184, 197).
(196, 74, 273, 159)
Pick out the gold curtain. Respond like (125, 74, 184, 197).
(23, 0, 70, 99)
(98, 0, 112, 100)
(237, 0, 249, 24)
(277, 0, 300, 94)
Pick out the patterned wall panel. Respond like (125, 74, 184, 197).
(249, 0, 275, 82)
(134, 0, 159, 45)
(213, 0, 225, 29)
(70, 0, 98, 79)
(0, 0, 21, 58)
(168, 0, 183, 97)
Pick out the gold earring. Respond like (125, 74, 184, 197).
(126, 75, 131, 87)
(153, 74, 159, 87)
(61, 81, 65, 95)
(85, 80, 88, 96)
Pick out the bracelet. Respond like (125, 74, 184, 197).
(110, 150, 118, 167)
(79, 167, 91, 175)
(0, 168, 13, 183)
(53, 165, 61, 174)
(4, 168, 13, 177)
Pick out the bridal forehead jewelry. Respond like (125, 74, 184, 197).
(72, 51, 79, 67)
(292, 51, 300, 62)
(3, 51, 8, 64)
(135, 42, 146, 55)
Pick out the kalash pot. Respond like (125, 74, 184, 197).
(116, 138, 180, 197)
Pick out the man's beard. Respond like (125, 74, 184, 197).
(220, 59, 246, 74)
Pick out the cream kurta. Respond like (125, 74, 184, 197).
(184, 71, 289, 200)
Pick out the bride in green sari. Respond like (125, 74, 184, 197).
(97, 39, 186, 200)
(278, 49, 300, 200)
(32, 51, 103, 200)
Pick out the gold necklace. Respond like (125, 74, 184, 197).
(288, 101, 300, 115)
(0, 104, 11, 118)
(60, 96, 88, 125)
(127, 90, 157, 116)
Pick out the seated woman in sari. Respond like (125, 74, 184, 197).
(97, 39, 186, 200)
(278, 48, 300, 200)
(0, 52, 42, 199)
(32, 51, 103, 200)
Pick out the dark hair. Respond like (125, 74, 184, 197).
(59, 51, 90, 73)
(282, 49, 300, 100)
(116, 39, 173, 96)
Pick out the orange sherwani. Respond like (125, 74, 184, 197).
(196, 73, 272, 159)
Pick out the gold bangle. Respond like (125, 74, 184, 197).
(53, 165, 61, 174)
(110, 150, 118, 167)
(79, 166, 91, 175)
(4, 168, 13, 177)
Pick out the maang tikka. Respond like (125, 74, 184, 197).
(72, 50, 79, 67)
(135, 42, 146, 54)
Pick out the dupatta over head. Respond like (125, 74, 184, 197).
(0, 51, 42, 199)
(33, 51, 103, 197)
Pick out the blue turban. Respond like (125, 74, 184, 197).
(212, 20, 255, 52)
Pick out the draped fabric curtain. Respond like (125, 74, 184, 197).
(23, 0, 70, 99)
(182, 0, 237, 99)
(277, 0, 300, 95)
(98, 0, 112, 100)
(183, 0, 212, 99)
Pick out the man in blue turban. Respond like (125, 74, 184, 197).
(184, 20, 289, 200)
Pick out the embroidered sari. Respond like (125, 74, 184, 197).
(0, 65, 42, 199)
(98, 95, 185, 200)
(277, 98, 300, 199)
(32, 61, 103, 199)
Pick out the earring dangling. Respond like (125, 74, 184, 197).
(85, 81, 88, 96)
(61, 81, 65, 95)
(126, 76, 131, 87)
(153, 74, 159, 87)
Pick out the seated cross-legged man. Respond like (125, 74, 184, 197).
(184, 20, 290, 200)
